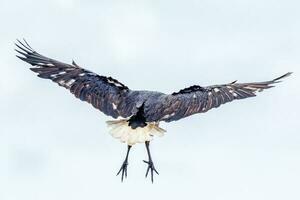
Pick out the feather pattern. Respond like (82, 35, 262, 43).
(16, 40, 291, 124)
(145, 72, 292, 122)
(15, 39, 137, 119)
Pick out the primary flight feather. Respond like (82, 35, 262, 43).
(16, 39, 291, 182)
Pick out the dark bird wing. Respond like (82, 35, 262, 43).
(15, 39, 138, 119)
(144, 73, 292, 122)
(16, 40, 291, 123)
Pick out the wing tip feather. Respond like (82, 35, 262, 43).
(272, 72, 292, 83)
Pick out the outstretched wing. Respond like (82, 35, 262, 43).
(15, 39, 137, 119)
(144, 73, 292, 122)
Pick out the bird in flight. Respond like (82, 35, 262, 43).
(15, 39, 291, 183)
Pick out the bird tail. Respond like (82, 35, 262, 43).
(106, 119, 166, 146)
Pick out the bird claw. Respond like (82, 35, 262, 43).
(116, 161, 128, 182)
(143, 160, 159, 183)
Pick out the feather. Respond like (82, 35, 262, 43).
(106, 120, 166, 145)
(16, 39, 292, 125)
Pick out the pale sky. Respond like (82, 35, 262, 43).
(1, 0, 300, 200)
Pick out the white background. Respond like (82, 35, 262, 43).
(1, 0, 299, 199)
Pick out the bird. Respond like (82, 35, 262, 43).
(15, 39, 291, 183)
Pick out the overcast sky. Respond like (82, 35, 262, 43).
(1, 0, 300, 200)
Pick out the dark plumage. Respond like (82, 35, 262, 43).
(16, 39, 291, 182)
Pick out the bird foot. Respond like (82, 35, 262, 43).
(143, 160, 159, 183)
(116, 160, 128, 182)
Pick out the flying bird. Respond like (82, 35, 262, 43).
(15, 39, 291, 182)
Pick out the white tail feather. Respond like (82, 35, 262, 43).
(106, 119, 166, 145)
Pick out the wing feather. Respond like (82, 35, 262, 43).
(15, 40, 136, 119)
(16, 40, 292, 123)
(149, 73, 291, 122)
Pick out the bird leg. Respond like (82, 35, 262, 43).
(143, 141, 159, 183)
(117, 145, 132, 182)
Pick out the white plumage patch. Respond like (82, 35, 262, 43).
(106, 119, 166, 145)
(214, 88, 220, 92)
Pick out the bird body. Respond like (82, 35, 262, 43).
(15, 39, 291, 182)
